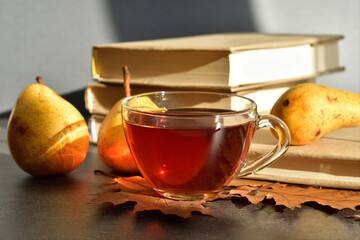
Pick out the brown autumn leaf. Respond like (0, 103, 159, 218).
(91, 171, 214, 218)
(92, 171, 360, 218)
(347, 215, 360, 221)
(227, 178, 360, 210)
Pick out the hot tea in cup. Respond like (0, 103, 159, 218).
(122, 92, 290, 200)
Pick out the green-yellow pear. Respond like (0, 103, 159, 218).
(7, 77, 89, 176)
(270, 83, 360, 145)
(97, 95, 161, 174)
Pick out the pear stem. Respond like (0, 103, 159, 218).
(36, 76, 43, 84)
(122, 65, 131, 98)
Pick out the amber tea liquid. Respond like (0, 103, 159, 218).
(124, 108, 256, 196)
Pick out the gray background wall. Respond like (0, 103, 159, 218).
(1, 0, 359, 114)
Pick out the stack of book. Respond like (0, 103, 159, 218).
(85, 33, 360, 190)
(86, 33, 344, 141)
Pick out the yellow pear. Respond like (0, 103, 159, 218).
(7, 77, 89, 176)
(270, 83, 360, 145)
(97, 95, 161, 174)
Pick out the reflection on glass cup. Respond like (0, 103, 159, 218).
(122, 91, 290, 200)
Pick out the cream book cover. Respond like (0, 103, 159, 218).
(92, 33, 343, 88)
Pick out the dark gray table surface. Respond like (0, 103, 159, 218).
(1, 117, 360, 240)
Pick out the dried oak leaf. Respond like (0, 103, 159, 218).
(227, 178, 360, 210)
(92, 171, 360, 218)
(91, 172, 214, 218)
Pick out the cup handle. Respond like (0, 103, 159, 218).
(237, 114, 291, 177)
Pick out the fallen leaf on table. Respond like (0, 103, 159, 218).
(347, 215, 360, 221)
(227, 178, 360, 210)
(91, 170, 214, 218)
(92, 171, 360, 218)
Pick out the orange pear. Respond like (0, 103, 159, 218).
(97, 66, 163, 174)
(7, 77, 89, 176)
(97, 96, 160, 174)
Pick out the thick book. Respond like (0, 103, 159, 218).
(245, 126, 360, 190)
(84, 79, 315, 116)
(92, 33, 343, 90)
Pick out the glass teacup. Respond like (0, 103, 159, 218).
(122, 91, 290, 200)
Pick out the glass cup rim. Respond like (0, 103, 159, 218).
(121, 91, 257, 117)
